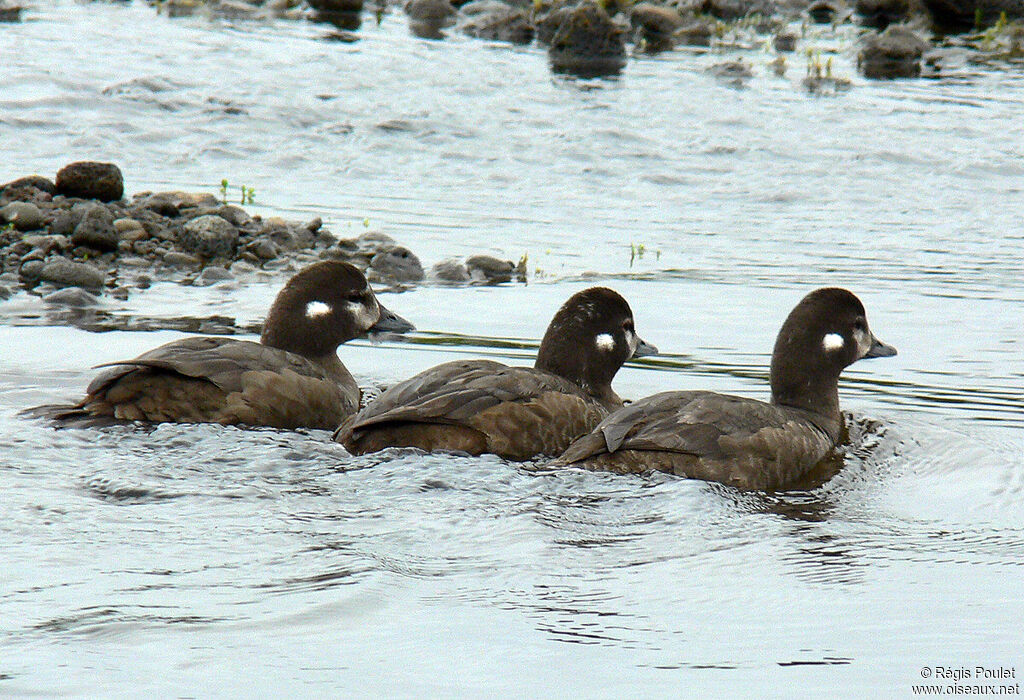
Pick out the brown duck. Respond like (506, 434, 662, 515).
(45, 261, 412, 429)
(334, 286, 657, 460)
(555, 287, 897, 490)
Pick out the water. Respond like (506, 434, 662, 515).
(2, 2, 1023, 696)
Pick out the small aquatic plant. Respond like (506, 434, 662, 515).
(241, 185, 255, 205)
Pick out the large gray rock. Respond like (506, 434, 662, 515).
(71, 205, 119, 251)
(369, 246, 425, 282)
(921, 0, 1024, 31)
(0, 202, 44, 231)
(179, 214, 239, 258)
(55, 161, 124, 202)
(858, 25, 929, 78)
(548, 3, 626, 78)
(37, 258, 106, 289)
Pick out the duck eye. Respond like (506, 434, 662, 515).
(853, 319, 866, 332)
(347, 293, 363, 303)
(622, 320, 634, 332)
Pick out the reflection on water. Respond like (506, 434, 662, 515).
(2, 0, 1024, 696)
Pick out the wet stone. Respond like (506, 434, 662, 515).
(1, 175, 55, 198)
(55, 161, 124, 202)
(42, 286, 101, 307)
(162, 251, 201, 268)
(179, 214, 239, 258)
(37, 258, 106, 289)
(466, 255, 515, 284)
(19, 259, 44, 280)
(431, 257, 471, 283)
(370, 246, 425, 282)
(0, 202, 44, 231)
(71, 205, 119, 252)
(49, 210, 78, 237)
(194, 266, 235, 286)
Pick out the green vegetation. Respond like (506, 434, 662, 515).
(629, 242, 661, 266)
(219, 179, 255, 206)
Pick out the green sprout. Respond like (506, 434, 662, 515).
(220, 178, 229, 204)
(241, 185, 255, 205)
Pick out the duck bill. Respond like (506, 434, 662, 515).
(863, 334, 897, 359)
(632, 336, 658, 358)
(369, 303, 415, 334)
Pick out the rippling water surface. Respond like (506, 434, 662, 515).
(2, 2, 1023, 696)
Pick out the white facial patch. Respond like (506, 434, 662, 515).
(625, 329, 638, 355)
(853, 327, 871, 358)
(305, 301, 332, 319)
(822, 333, 845, 352)
(595, 333, 616, 351)
(347, 299, 377, 330)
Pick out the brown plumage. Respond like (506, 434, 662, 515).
(556, 287, 897, 490)
(40, 261, 413, 429)
(335, 287, 657, 460)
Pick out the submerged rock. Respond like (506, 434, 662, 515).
(630, 3, 684, 51)
(921, 0, 1024, 31)
(42, 287, 101, 307)
(855, 0, 914, 28)
(548, 3, 626, 78)
(55, 161, 124, 202)
(858, 25, 929, 78)
(459, 0, 534, 43)
(369, 245, 425, 283)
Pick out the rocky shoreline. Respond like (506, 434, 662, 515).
(0, 162, 526, 308)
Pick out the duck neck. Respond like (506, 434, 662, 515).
(770, 374, 843, 442)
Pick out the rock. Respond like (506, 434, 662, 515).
(807, 0, 843, 22)
(247, 238, 280, 260)
(114, 217, 146, 236)
(136, 274, 152, 289)
(309, 0, 363, 10)
(0, 2, 24, 22)
(55, 161, 125, 202)
(22, 234, 69, 256)
(431, 257, 471, 283)
(1, 175, 55, 202)
(304, 217, 323, 233)
(19, 259, 44, 281)
(0, 285, 10, 301)
(217, 205, 252, 227)
(133, 191, 219, 216)
(548, 3, 627, 78)
(37, 258, 106, 289)
(179, 214, 239, 258)
(71, 204, 119, 251)
(855, 0, 912, 27)
(674, 18, 715, 46)
(162, 250, 201, 268)
(466, 255, 515, 284)
(858, 25, 928, 78)
(194, 266, 235, 286)
(0, 202, 44, 231)
(49, 210, 78, 237)
(405, 0, 456, 22)
(631, 3, 684, 51)
(42, 287, 101, 307)
(132, 240, 159, 256)
(709, 59, 754, 82)
(459, 0, 534, 43)
(921, 0, 1024, 32)
(369, 246, 425, 282)
(774, 29, 798, 51)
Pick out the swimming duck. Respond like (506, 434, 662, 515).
(334, 286, 657, 460)
(555, 287, 896, 490)
(47, 261, 412, 429)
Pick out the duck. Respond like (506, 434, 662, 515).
(334, 286, 657, 460)
(554, 287, 896, 490)
(44, 261, 413, 429)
